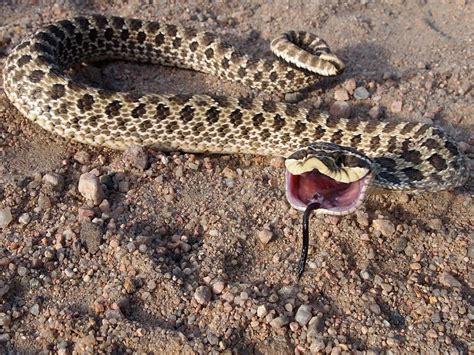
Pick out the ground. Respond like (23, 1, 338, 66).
(0, 1, 473, 354)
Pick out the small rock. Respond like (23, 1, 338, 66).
(427, 218, 443, 230)
(0, 208, 13, 228)
(194, 285, 212, 305)
(123, 145, 148, 170)
(212, 280, 225, 294)
(257, 305, 268, 318)
(295, 304, 312, 326)
(270, 157, 285, 168)
(257, 229, 273, 245)
(369, 303, 381, 314)
(329, 101, 351, 118)
(285, 92, 304, 103)
(372, 219, 396, 237)
(74, 150, 91, 164)
(344, 79, 357, 93)
(18, 213, 31, 225)
(306, 316, 324, 340)
(64, 268, 74, 277)
(438, 272, 461, 288)
(426, 329, 438, 338)
(334, 88, 349, 101)
(30, 304, 40, 316)
(410, 262, 421, 270)
(17, 266, 28, 276)
(42, 172, 64, 190)
(390, 100, 403, 113)
(310, 338, 325, 354)
(368, 105, 382, 119)
(269, 315, 289, 328)
(354, 86, 370, 100)
(78, 173, 105, 205)
(80, 222, 104, 254)
(393, 237, 408, 253)
(0, 333, 10, 343)
(37, 194, 52, 210)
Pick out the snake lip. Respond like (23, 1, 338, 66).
(285, 169, 371, 215)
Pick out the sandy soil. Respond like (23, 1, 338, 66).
(0, 1, 473, 354)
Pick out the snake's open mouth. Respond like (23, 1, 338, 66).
(285, 153, 372, 215)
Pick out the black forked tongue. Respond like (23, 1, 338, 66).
(296, 201, 321, 280)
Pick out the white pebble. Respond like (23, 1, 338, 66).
(78, 173, 105, 205)
(0, 208, 13, 228)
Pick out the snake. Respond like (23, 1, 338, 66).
(3, 15, 469, 276)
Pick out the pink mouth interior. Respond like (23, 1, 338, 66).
(286, 170, 367, 213)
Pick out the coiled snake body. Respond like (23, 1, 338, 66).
(3, 15, 468, 202)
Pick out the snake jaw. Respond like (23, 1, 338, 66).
(285, 143, 374, 215)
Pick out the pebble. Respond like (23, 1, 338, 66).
(353, 86, 370, 99)
(427, 218, 443, 230)
(329, 101, 351, 118)
(344, 78, 356, 93)
(194, 286, 212, 305)
(18, 213, 31, 225)
(369, 303, 381, 314)
(17, 266, 28, 276)
(257, 305, 268, 318)
(37, 194, 52, 210)
(80, 222, 103, 254)
(0, 208, 13, 228)
(269, 315, 289, 329)
(257, 229, 273, 245)
(369, 105, 382, 119)
(123, 145, 148, 170)
(42, 172, 64, 190)
(74, 150, 91, 164)
(393, 237, 408, 253)
(0, 334, 10, 342)
(212, 280, 225, 294)
(438, 272, 461, 288)
(285, 92, 304, 103)
(30, 304, 40, 316)
(64, 268, 74, 277)
(390, 100, 403, 113)
(78, 173, 105, 205)
(295, 304, 312, 326)
(310, 338, 325, 353)
(334, 88, 349, 101)
(306, 316, 323, 340)
(372, 219, 396, 237)
(426, 329, 438, 338)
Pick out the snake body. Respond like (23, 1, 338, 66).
(3, 15, 469, 191)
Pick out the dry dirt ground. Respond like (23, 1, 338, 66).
(0, 1, 473, 354)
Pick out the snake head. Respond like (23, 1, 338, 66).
(285, 142, 374, 215)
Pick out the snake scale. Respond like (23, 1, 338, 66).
(3, 15, 469, 193)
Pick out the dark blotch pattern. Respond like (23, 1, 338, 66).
(428, 154, 447, 171)
(77, 94, 95, 112)
(137, 31, 147, 44)
(105, 100, 122, 117)
(49, 83, 65, 100)
(206, 107, 220, 124)
(131, 103, 146, 118)
(402, 167, 424, 181)
(180, 105, 195, 123)
(401, 150, 422, 165)
(29, 70, 45, 83)
(252, 113, 265, 127)
(230, 110, 243, 127)
(129, 19, 143, 31)
(273, 114, 286, 131)
(104, 28, 114, 41)
(17, 54, 32, 67)
(377, 172, 401, 185)
(262, 100, 277, 113)
(294, 120, 307, 135)
(155, 103, 170, 120)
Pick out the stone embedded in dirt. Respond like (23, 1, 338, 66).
(310, 338, 325, 353)
(123, 144, 148, 170)
(329, 101, 351, 118)
(211, 280, 225, 294)
(344, 78, 357, 93)
(194, 285, 212, 305)
(269, 315, 289, 328)
(372, 219, 396, 237)
(0, 208, 13, 228)
(78, 173, 105, 205)
(334, 88, 349, 101)
(74, 150, 91, 165)
(42, 172, 64, 190)
(30, 304, 40, 316)
(257, 305, 268, 318)
(80, 222, 104, 254)
(257, 229, 273, 245)
(353, 87, 370, 100)
(295, 305, 312, 326)
(37, 193, 52, 210)
(439, 272, 462, 288)
(427, 218, 443, 230)
(18, 213, 31, 225)
(390, 100, 403, 113)
(369, 105, 382, 119)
